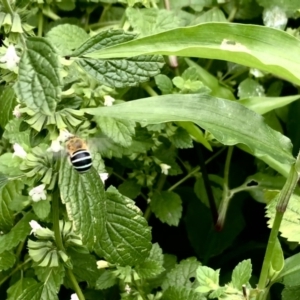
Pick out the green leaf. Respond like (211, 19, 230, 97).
(0, 153, 24, 177)
(71, 29, 164, 88)
(46, 24, 89, 56)
(162, 286, 205, 300)
(277, 252, 300, 286)
(94, 116, 135, 147)
(195, 266, 219, 293)
(126, 8, 183, 37)
(0, 181, 24, 231)
(68, 249, 103, 287)
(7, 278, 37, 300)
(15, 282, 57, 300)
(95, 270, 117, 290)
(155, 74, 173, 94)
(0, 174, 8, 189)
(118, 180, 141, 199)
(32, 200, 51, 220)
(0, 86, 16, 129)
(85, 23, 300, 86)
(282, 286, 300, 300)
(231, 259, 252, 290)
(239, 95, 300, 115)
(59, 161, 106, 250)
(4, 118, 30, 147)
(135, 243, 165, 279)
(34, 265, 65, 292)
(162, 257, 201, 290)
(0, 250, 16, 270)
(151, 191, 182, 226)
(84, 94, 295, 165)
(71, 29, 136, 56)
(238, 78, 265, 99)
(269, 238, 284, 282)
(14, 37, 62, 115)
(169, 127, 193, 149)
(0, 212, 34, 254)
(77, 55, 164, 88)
(193, 7, 227, 23)
(266, 192, 300, 243)
(95, 186, 152, 266)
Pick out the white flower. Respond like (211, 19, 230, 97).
(0, 45, 20, 71)
(29, 184, 47, 202)
(103, 95, 115, 106)
(160, 163, 171, 175)
(58, 129, 74, 142)
(12, 143, 27, 159)
(125, 284, 131, 294)
(47, 129, 73, 152)
(29, 220, 43, 235)
(99, 172, 109, 183)
(12, 104, 22, 118)
(96, 260, 109, 269)
(47, 139, 63, 153)
(70, 294, 79, 300)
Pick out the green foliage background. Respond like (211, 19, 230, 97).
(1, 0, 300, 299)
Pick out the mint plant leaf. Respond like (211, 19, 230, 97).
(195, 266, 219, 293)
(282, 286, 300, 300)
(68, 249, 103, 287)
(95, 186, 151, 266)
(170, 127, 193, 149)
(162, 257, 201, 290)
(32, 200, 51, 220)
(0, 251, 16, 271)
(231, 259, 252, 290)
(0, 86, 16, 129)
(46, 24, 89, 55)
(71, 29, 136, 56)
(34, 265, 65, 292)
(0, 212, 34, 254)
(4, 119, 30, 147)
(155, 74, 173, 94)
(15, 282, 57, 300)
(118, 180, 141, 199)
(14, 37, 62, 115)
(94, 116, 135, 147)
(77, 55, 164, 88)
(7, 278, 37, 300)
(0, 181, 24, 232)
(151, 191, 182, 226)
(59, 160, 106, 250)
(162, 286, 205, 300)
(95, 270, 117, 290)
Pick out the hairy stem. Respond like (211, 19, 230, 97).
(257, 155, 300, 292)
(2, 0, 14, 15)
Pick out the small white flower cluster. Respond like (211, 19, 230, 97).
(12, 143, 27, 159)
(103, 95, 115, 106)
(29, 220, 43, 235)
(160, 163, 171, 175)
(0, 44, 20, 71)
(47, 129, 74, 153)
(29, 184, 47, 202)
(70, 293, 79, 300)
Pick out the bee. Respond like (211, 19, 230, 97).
(66, 136, 93, 173)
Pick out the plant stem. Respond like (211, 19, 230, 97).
(141, 83, 158, 97)
(2, 0, 14, 14)
(0, 258, 32, 286)
(67, 269, 85, 300)
(195, 143, 218, 224)
(52, 186, 85, 299)
(38, 10, 43, 37)
(168, 167, 200, 192)
(257, 158, 300, 292)
(216, 146, 234, 229)
(52, 186, 65, 251)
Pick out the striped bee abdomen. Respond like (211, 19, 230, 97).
(70, 150, 92, 173)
